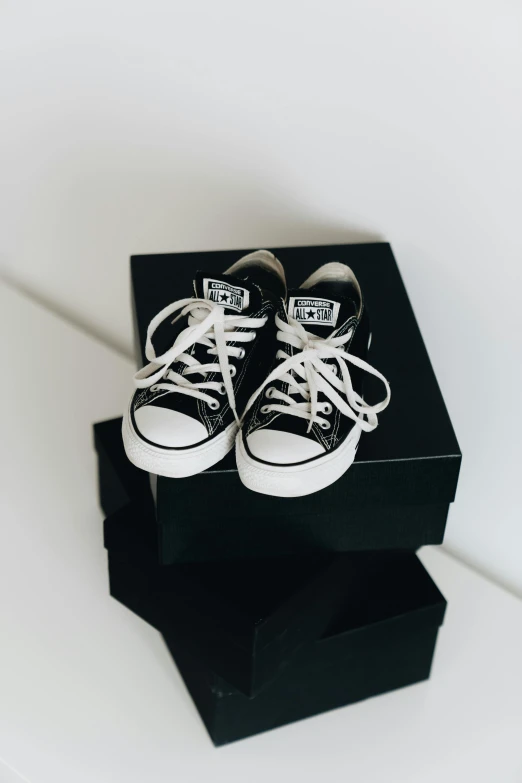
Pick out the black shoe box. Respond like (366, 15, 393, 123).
(105, 502, 365, 698)
(130, 243, 461, 563)
(96, 418, 446, 710)
(95, 418, 446, 741)
(139, 551, 447, 746)
(95, 417, 153, 519)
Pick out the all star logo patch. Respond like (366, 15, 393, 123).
(203, 278, 249, 312)
(288, 297, 340, 327)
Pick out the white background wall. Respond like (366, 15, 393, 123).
(1, 0, 521, 593)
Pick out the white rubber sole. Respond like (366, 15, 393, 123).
(122, 409, 238, 478)
(236, 424, 362, 497)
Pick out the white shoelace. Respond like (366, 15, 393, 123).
(244, 313, 391, 433)
(134, 297, 267, 424)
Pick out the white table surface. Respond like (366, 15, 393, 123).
(1, 281, 521, 783)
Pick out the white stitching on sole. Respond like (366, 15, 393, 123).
(122, 408, 237, 478)
(236, 425, 362, 497)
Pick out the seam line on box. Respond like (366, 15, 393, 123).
(355, 454, 461, 464)
(208, 453, 461, 473)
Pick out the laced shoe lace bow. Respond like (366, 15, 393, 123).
(244, 313, 391, 433)
(134, 297, 267, 424)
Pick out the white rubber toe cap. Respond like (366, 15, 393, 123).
(246, 429, 326, 465)
(134, 405, 208, 447)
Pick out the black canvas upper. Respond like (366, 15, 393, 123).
(131, 262, 285, 448)
(243, 276, 372, 463)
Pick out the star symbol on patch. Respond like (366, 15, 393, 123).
(220, 292, 230, 302)
(306, 309, 315, 319)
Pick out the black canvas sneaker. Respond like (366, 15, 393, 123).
(236, 262, 391, 497)
(122, 250, 286, 478)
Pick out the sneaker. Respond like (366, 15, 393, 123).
(236, 261, 391, 497)
(123, 250, 286, 478)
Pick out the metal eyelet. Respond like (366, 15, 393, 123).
(319, 421, 331, 430)
(229, 365, 237, 377)
(323, 403, 333, 415)
(208, 399, 220, 411)
(218, 383, 226, 395)
(260, 405, 271, 414)
(265, 387, 275, 398)
(238, 348, 246, 359)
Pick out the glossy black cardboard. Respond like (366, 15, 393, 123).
(105, 502, 367, 697)
(161, 553, 446, 745)
(127, 242, 460, 562)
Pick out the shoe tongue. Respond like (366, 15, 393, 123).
(194, 271, 261, 314)
(287, 284, 359, 336)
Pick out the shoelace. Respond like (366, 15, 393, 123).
(134, 298, 267, 424)
(243, 313, 390, 433)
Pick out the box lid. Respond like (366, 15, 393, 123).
(94, 417, 153, 516)
(105, 502, 349, 651)
(318, 552, 447, 651)
(106, 501, 364, 696)
(131, 243, 461, 510)
(159, 552, 446, 744)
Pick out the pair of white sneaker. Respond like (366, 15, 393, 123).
(122, 250, 390, 497)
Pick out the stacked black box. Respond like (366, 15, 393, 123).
(95, 243, 460, 745)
